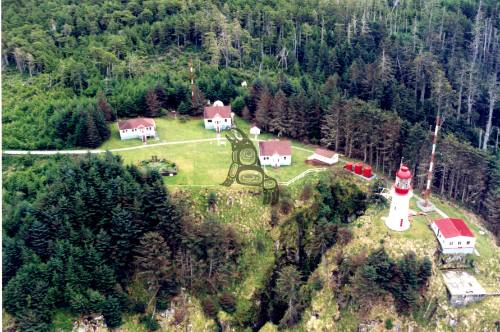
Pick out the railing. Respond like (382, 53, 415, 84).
(279, 167, 328, 186)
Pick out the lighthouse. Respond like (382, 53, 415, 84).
(385, 165, 413, 231)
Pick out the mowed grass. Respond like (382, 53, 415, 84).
(111, 116, 320, 186)
(99, 117, 216, 150)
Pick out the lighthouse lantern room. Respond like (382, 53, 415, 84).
(385, 165, 413, 231)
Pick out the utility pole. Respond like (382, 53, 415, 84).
(189, 56, 195, 105)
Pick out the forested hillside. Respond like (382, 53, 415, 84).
(3, 0, 499, 239)
(2, 155, 242, 330)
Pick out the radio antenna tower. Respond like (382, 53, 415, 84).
(189, 57, 195, 105)
(421, 114, 443, 208)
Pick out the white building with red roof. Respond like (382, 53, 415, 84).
(118, 118, 156, 141)
(307, 148, 339, 165)
(431, 218, 476, 254)
(204, 100, 232, 131)
(259, 140, 292, 167)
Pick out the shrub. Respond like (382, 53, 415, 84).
(385, 318, 393, 329)
(270, 207, 279, 227)
(172, 306, 187, 326)
(140, 315, 160, 331)
(207, 191, 217, 208)
(280, 197, 294, 215)
(201, 297, 218, 318)
(131, 301, 147, 313)
(219, 292, 236, 313)
(300, 183, 313, 201)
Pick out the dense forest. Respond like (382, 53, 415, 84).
(3, 0, 499, 237)
(2, 154, 242, 330)
(3, 156, 433, 330)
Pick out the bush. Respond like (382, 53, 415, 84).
(300, 183, 313, 201)
(207, 191, 217, 208)
(172, 306, 187, 325)
(385, 318, 393, 329)
(231, 96, 246, 115)
(131, 301, 147, 313)
(140, 315, 160, 331)
(156, 298, 169, 311)
(279, 197, 294, 215)
(201, 297, 218, 318)
(270, 207, 279, 227)
(219, 292, 236, 313)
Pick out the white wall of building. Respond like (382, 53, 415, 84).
(259, 153, 292, 167)
(204, 116, 232, 130)
(119, 126, 156, 140)
(385, 187, 412, 231)
(431, 223, 476, 254)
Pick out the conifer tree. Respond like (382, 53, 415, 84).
(102, 296, 122, 328)
(145, 89, 161, 117)
(134, 232, 173, 304)
(96, 91, 115, 121)
(255, 89, 272, 130)
(28, 219, 50, 258)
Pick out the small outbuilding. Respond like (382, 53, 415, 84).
(431, 218, 476, 254)
(307, 148, 339, 165)
(259, 140, 292, 167)
(442, 270, 486, 307)
(204, 100, 232, 132)
(250, 125, 261, 139)
(118, 118, 156, 142)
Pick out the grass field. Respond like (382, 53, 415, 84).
(106, 116, 320, 186)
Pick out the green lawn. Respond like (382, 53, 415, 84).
(99, 117, 217, 150)
(110, 116, 321, 186)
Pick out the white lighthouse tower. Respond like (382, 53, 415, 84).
(385, 165, 413, 231)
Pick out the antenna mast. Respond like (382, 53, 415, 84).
(189, 57, 195, 105)
(422, 114, 442, 206)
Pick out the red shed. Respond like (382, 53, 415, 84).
(345, 162, 353, 171)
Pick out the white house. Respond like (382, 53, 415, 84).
(259, 140, 292, 167)
(431, 218, 476, 254)
(250, 125, 261, 139)
(204, 100, 232, 131)
(118, 118, 156, 142)
(307, 148, 339, 165)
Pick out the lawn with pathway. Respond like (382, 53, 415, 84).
(110, 116, 321, 186)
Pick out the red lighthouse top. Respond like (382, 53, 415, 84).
(394, 165, 412, 195)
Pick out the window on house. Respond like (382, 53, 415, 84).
(467, 241, 470, 245)
(208, 120, 212, 123)
(449, 242, 453, 245)
(225, 119, 227, 122)
(284, 156, 286, 159)
(458, 242, 461, 245)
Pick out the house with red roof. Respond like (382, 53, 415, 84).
(259, 140, 292, 167)
(307, 148, 339, 165)
(118, 118, 156, 142)
(204, 100, 233, 131)
(431, 218, 476, 254)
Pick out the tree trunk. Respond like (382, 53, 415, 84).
(482, 77, 496, 150)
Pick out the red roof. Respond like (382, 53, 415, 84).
(314, 148, 336, 158)
(434, 218, 474, 238)
(204, 106, 232, 119)
(118, 118, 155, 130)
(396, 165, 412, 179)
(259, 140, 291, 156)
